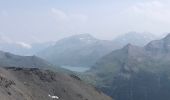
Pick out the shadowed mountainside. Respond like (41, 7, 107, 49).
(86, 33, 170, 100)
(0, 50, 52, 69)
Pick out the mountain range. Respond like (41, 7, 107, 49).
(0, 32, 168, 100)
(86, 33, 170, 100)
(37, 32, 155, 68)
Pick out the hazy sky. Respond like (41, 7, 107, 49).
(1, 0, 170, 43)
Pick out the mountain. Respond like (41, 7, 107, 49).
(37, 33, 114, 67)
(0, 41, 54, 56)
(0, 50, 52, 69)
(145, 33, 170, 54)
(37, 32, 155, 68)
(112, 32, 156, 48)
(86, 33, 170, 100)
(0, 67, 112, 100)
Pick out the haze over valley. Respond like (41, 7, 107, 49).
(1, 0, 170, 100)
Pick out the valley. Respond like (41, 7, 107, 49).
(1, 1, 170, 99)
(0, 32, 167, 100)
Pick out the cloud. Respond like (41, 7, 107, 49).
(51, 8, 68, 21)
(16, 42, 32, 49)
(0, 33, 32, 49)
(126, 1, 170, 23)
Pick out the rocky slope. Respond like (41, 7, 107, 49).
(0, 67, 112, 100)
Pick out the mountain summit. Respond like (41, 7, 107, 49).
(145, 33, 170, 53)
(37, 33, 114, 67)
(113, 32, 155, 47)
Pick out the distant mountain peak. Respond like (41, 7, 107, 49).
(70, 33, 97, 41)
(74, 33, 92, 37)
(163, 33, 170, 40)
(122, 43, 139, 52)
(55, 33, 98, 46)
(37, 33, 115, 67)
(113, 32, 156, 47)
(121, 44, 143, 58)
(145, 33, 170, 53)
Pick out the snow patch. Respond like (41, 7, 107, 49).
(48, 94, 59, 99)
(16, 42, 32, 49)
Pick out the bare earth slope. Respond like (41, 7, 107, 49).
(0, 67, 111, 100)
